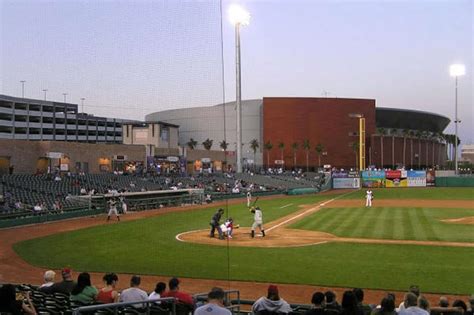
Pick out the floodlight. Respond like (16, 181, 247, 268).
(229, 4, 250, 26)
(450, 64, 466, 77)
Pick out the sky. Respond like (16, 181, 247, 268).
(0, 0, 472, 144)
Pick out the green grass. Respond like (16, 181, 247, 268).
(291, 207, 474, 242)
(341, 187, 474, 200)
(13, 190, 474, 295)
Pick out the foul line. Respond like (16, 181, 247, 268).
(279, 203, 293, 209)
(267, 190, 359, 232)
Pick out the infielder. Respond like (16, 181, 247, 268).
(365, 189, 373, 207)
(246, 191, 252, 207)
(250, 206, 265, 238)
(107, 198, 120, 221)
(210, 208, 225, 239)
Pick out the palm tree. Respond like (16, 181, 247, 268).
(202, 138, 213, 151)
(264, 141, 273, 168)
(422, 131, 430, 167)
(249, 139, 259, 170)
(415, 130, 422, 169)
(219, 140, 229, 151)
(315, 143, 324, 169)
(187, 138, 197, 150)
(377, 127, 386, 168)
(302, 139, 311, 171)
(409, 130, 416, 168)
(402, 129, 410, 167)
(278, 141, 285, 163)
(391, 128, 396, 169)
(291, 142, 299, 169)
(351, 142, 359, 169)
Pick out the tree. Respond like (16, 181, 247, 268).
(264, 141, 273, 168)
(422, 131, 429, 167)
(291, 142, 299, 169)
(187, 138, 197, 150)
(219, 140, 229, 151)
(315, 143, 324, 169)
(351, 142, 359, 169)
(402, 129, 410, 167)
(302, 139, 311, 171)
(391, 128, 396, 169)
(415, 130, 422, 169)
(249, 139, 259, 170)
(377, 127, 386, 168)
(202, 138, 213, 151)
(409, 130, 416, 168)
(278, 141, 285, 163)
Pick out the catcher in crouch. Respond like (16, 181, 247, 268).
(250, 206, 265, 238)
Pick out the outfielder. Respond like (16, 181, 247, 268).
(246, 191, 252, 207)
(107, 198, 120, 221)
(365, 189, 373, 207)
(250, 206, 265, 238)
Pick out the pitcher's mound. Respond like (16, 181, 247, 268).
(176, 228, 337, 248)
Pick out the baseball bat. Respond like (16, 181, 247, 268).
(251, 196, 259, 207)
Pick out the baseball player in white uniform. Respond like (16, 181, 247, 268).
(107, 198, 120, 221)
(250, 206, 265, 238)
(246, 191, 252, 207)
(365, 189, 373, 207)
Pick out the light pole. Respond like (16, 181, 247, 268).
(42, 89, 48, 101)
(63, 93, 68, 103)
(20, 80, 26, 98)
(449, 64, 465, 175)
(229, 4, 250, 173)
(80, 98, 85, 113)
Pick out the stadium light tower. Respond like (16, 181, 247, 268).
(20, 80, 26, 98)
(449, 64, 465, 175)
(229, 4, 250, 173)
(42, 89, 48, 101)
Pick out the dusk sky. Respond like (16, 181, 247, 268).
(1, 0, 472, 144)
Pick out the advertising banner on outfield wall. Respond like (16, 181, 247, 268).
(333, 177, 360, 189)
(407, 170, 426, 187)
(426, 170, 436, 186)
(361, 170, 385, 188)
(385, 170, 408, 188)
(332, 170, 349, 178)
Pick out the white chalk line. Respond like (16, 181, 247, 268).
(279, 203, 294, 209)
(176, 229, 207, 242)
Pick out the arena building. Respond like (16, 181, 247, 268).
(147, 97, 450, 170)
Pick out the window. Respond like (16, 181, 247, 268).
(160, 127, 169, 142)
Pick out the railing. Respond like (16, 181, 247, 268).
(72, 297, 178, 315)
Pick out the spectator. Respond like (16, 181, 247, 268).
(45, 267, 76, 295)
(304, 291, 325, 315)
(398, 293, 429, 315)
(467, 296, 474, 315)
(371, 295, 397, 315)
(353, 288, 372, 315)
(452, 300, 467, 315)
(325, 291, 342, 313)
(398, 286, 420, 311)
(70, 272, 98, 305)
(439, 297, 450, 308)
(149, 282, 166, 304)
(194, 287, 231, 315)
(162, 277, 195, 308)
(341, 290, 363, 315)
(120, 275, 148, 309)
(418, 296, 430, 313)
(251, 285, 292, 314)
(96, 273, 119, 304)
(38, 270, 56, 291)
(0, 284, 36, 315)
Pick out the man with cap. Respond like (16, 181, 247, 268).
(252, 285, 292, 314)
(209, 208, 225, 239)
(162, 277, 195, 309)
(250, 206, 265, 238)
(44, 268, 76, 295)
(194, 287, 231, 315)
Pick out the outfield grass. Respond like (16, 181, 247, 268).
(13, 189, 474, 295)
(290, 207, 474, 242)
(341, 187, 474, 200)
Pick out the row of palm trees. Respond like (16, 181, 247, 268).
(375, 128, 459, 168)
(185, 138, 326, 170)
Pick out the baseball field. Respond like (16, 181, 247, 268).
(9, 187, 474, 296)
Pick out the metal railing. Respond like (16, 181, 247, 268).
(72, 297, 177, 315)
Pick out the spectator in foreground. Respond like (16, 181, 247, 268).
(162, 277, 195, 308)
(439, 297, 450, 308)
(70, 272, 98, 305)
(325, 291, 342, 313)
(194, 287, 231, 315)
(305, 291, 325, 315)
(38, 270, 56, 291)
(398, 286, 420, 311)
(251, 285, 292, 314)
(418, 296, 430, 313)
(371, 294, 397, 315)
(467, 296, 474, 315)
(353, 288, 372, 315)
(341, 290, 363, 315)
(0, 284, 37, 315)
(452, 300, 467, 315)
(120, 275, 148, 309)
(45, 268, 76, 295)
(149, 282, 166, 304)
(398, 293, 429, 315)
(96, 273, 119, 304)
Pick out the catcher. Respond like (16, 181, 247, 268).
(220, 218, 239, 239)
(250, 206, 265, 238)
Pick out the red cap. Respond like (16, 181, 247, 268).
(268, 285, 279, 295)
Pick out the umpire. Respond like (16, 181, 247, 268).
(210, 208, 225, 239)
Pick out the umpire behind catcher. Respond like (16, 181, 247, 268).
(210, 208, 225, 240)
